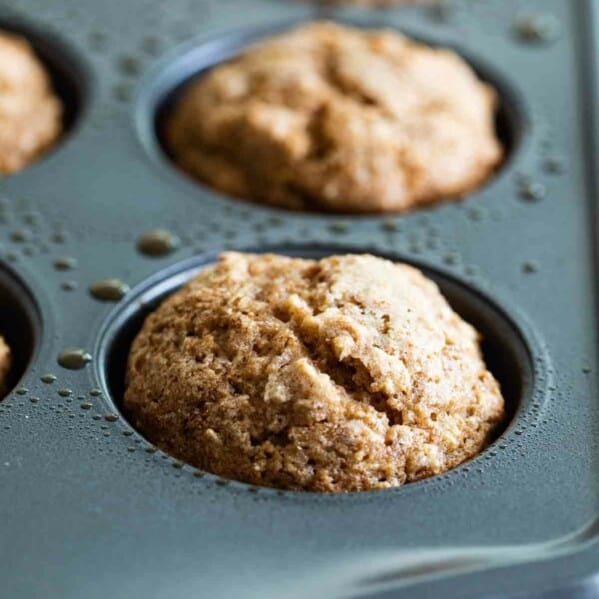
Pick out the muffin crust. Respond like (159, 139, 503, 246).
(0, 30, 62, 176)
(0, 336, 12, 396)
(166, 22, 502, 213)
(124, 252, 505, 492)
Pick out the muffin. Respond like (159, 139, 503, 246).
(0, 336, 12, 396)
(166, 22, 502, 213)
(0, 30, 62, 176)
(124, 252, 505, 492)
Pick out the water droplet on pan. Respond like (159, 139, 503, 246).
(522, 261, 539, 274)
(518, 181, 546, 201)
(89, 279, 130, 302)
(58, 349, 92, 370)
(117, 54, 142, 76)
(137, 230, 180, 257)
(41, 374, 56, 384)
(61, 281, 78, 291)
(23, 212, 39, 225)
(11, 230, 29, 243)
(543, 156, 565, 174)
(514, 13, 561, 44)
(54, 257, 77, 271)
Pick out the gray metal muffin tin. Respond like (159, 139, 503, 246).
(0, 0, 597, 597)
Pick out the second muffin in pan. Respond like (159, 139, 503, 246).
(166, 22, 503, 214)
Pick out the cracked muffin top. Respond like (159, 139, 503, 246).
(0, 30, 62, 176)
(165, 21, 502, 213)
(124, 252, 505, 492)
(0, 336, 12, 396)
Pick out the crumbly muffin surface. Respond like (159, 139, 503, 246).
(0, 31, 62, 176)
(124, 252, 505, 492)
(166, 22, 502, 213)
(0, 336, 12, 395)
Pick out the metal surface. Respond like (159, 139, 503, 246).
(0, 0, 597, 597)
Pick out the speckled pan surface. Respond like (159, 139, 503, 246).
(0, 0, 597, 597)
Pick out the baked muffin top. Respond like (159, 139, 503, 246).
(166, 22, 502, 213)
(124, 252, 505, 492)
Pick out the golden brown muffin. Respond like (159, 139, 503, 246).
(166, 22, 502, 214)
(0, 30, 62, 176)
(0, 336, 12, 395)
(124, 252, 505, 492)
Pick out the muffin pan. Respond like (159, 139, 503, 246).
(0, 0, 597, 597)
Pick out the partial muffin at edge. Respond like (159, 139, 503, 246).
(0, 336, 12, 396)
(0, 30, 62, 176)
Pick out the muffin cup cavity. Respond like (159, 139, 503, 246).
(96, 247, 534, 490)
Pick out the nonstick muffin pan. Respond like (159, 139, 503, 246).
(0, 0, 597, 597)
